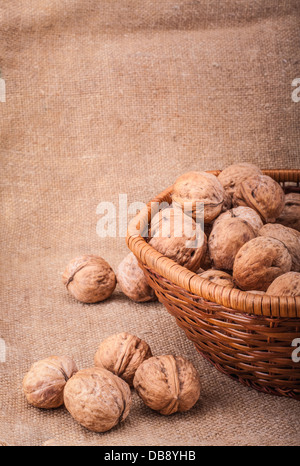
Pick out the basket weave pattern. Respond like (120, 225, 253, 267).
(127, 170, 300, 400)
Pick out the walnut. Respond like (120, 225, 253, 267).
(208, 216, 256, 270)
(233, 174, 285, 223)
(198, 269, 235, 288)
(266, 272, 300, 296)
(218, 163, 262, 203)
(116, 253, 156, 302)
(149, 207, 207, 272)
(22, 356, 78, 409)
(214, 206, 263, 235)
(133, 355, 201, 415)
(233, 236, 292, 291)
(258, 223, 300, 272)
(94, 332, 152, 386)
(64, 367, 131, 433)
(276, 192, 300, 232)
(62, 255, 116, 303)
(172, 171, 225, 223)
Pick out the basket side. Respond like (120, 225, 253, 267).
(138, 261, 300, 400)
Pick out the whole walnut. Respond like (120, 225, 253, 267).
(133, 355, 201, 415)
(64, 367, 131, 433)
(276, 192, 300, 232)
(62, 255, 116, 303)
(198, 269, 235, 288)
(208, 216, 256, 270)
(116, 253, 156, 302)
(172, 171, 225, 223)
(22, 356, 78, 409)
(94, 332, 152, 386)
(214, 206, 263, 235)
(233, 236, 292, 291)
(233, 174, 285, 223)
(266, 272, 300, 297)
(149, 207, 207, 272)
(258, 223, 300, 272)
(218, 163, 262, 204)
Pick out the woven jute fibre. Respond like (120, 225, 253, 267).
(1, 0, 300, 446)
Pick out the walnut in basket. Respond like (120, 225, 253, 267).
(232, 236, 292, 291)
(266, 271, 300, 297)
(22, 356, 78, 409)
(217, 162, 262, 206)
(258, 223, 300, 272)
(116, 253, 157, 302)
(62, 255, 116, 303)
(208, 216, 256, 271)
(149, 207, 207, 272)
(276, 192, 300, 232)
(64, 367, 131, 433)
(172, 171, 225, 223)
(94, 332, 152, 386)
(133, 355, 201, 415)
(232, 174, 285, 223)
(198, 269, 235, 288)
(213, 205, 263, 235)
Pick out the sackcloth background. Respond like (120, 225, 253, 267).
(1, 0, 300, 446)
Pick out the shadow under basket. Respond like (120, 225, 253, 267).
(126, 169, 300, 400)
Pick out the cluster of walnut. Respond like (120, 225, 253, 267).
(22, 332, 201, 433)
(62, 164, 300, 301)
(62, 252, 157, 304)
(147, 163, 300, 296)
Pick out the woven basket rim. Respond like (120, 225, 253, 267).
(126, 169, 300, 318)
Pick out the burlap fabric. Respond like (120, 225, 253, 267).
(1, 0, 300, 446)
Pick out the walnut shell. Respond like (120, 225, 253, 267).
(22, 356, 78, 409)
(266, 272, 300, 297)
(218, 163, 262, 203)
(172, 171, 225, 223)
(258, 223, 300, 272)
(133, 355, 201, 415)
(64, 367, 131, 433)
(198, 269, 235, 288)
(62, 255, 116, 303)
(149, 207, 207, 272)
(276, 192, 300, 232)
(94, 332, 152, 386)
(209, 216, 256, 270)
(116, 253, 156, 302)
(214, 206, 263, 235)
(233, 236, 292, 291)
(233, 174, 285, 223)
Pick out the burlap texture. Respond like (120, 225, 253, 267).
(1, 0, 300, 446)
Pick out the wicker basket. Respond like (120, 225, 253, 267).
(127, 169, 300, 400)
